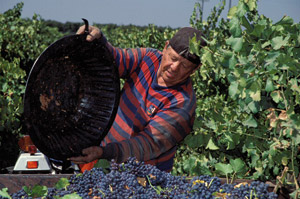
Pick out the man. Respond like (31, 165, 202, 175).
(69, 25, 207, 172)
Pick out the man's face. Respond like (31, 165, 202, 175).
(157, 41, 199, 87)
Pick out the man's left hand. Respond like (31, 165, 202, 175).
(68, 146, 103, 164)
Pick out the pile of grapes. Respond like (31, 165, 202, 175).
(5, 157, 277, 199)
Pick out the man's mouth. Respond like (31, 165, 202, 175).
(166, 70, 175, 78)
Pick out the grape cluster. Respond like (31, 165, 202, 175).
(3, 157, 278, 199)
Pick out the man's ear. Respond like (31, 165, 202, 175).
(165, 40, 169, 47)
(162, 40, 170, 54)
(165, 41, 170, 49)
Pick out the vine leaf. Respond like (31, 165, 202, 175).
(55, 178, 70, 190)
(184, 134, 206, 148)
(206, 138, 219, 150)
(271, 36, 288, 50)
(229, 17, 242, 37)
(226, 36, 243, 52)
(242, 115, 257, 128)
(215, 163, 233, 176)
(271, 91, 282, 103)
(251, 24, 266, 37)
(230, 158, 247, 174)
(227, 6, 237, 19)
(265, 78, 275, 92)
(0, 188, 11, 199)
(229, 81, 239, 99)
(236, 1, 248, 17)
(59, 193, 82, 199)
(293, 132, 300, 145)
(23, 185, 48, 198)
(244, 0, 257, 11)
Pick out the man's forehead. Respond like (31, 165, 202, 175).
(167, 46, 196, 66)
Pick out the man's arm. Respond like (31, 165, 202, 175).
(107, 106, 195, 163)
(76, 25, 148, 79)
(69, 106, 194, 164)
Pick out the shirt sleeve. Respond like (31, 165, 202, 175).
(102, 35, 147, 79)
(102, 103, 196, 163)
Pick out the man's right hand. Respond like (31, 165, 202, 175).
(76, 25, 102, 42)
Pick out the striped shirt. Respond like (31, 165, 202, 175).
(100, 36, 197, 172)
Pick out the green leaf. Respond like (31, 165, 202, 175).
(224, 132, 239, 150)
(184, 134, 206, 148)
(281, 156, 288, 166)
(227, 6, 238, 19)
(94, 159, 110, 171)
(251, 24, 265, 37)
(60, 193, 82, 199)
(243, 115, 257, 127)
(202, 49, 214, 66)
(2, 82, 8, 92)
(289, 189, 300, 199)
(206, 138, 219, 150)
(0, 188, 12, 199)
(241, 16, 253, 31)
(250, 90, 261, 101)
(247, 149, 260, 168)
(23, 185, 47, 198)
(275, 15, 294, 25)
(290, 78, 300, 93)
(193, 165, 213, 176)
(239, 77, 247, 88)
(183, 156, 197, 173)
(189, 35, 200, 56)
(249, 82, 261, 101)
(230, 158, 247, 174)
(265, 51, 281, 63)
(229, 56, 238, 70)
(229, 81, 239, 99)
(248, 101, 259, 114)
(236, 2, 248, 17)
(226, 36, 243, 52)
(215, 163, 233, 176)
(293, 131, 300, 145)
(244, 0, 256, 11)
(23, 186, 31, 195)
(55, 178, 70, 190)
(31, 185, 48, 198)
(271, 91, 282, 103)
(271, 36, 288, 50)
(290, 114, 300, 130)
(229, 17, 242, 37)
(265, 78, 275, 92)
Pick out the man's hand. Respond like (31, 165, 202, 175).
(76, 25, 102, 42)
(68, 146, 103, 164)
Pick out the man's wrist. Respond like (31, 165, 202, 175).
(101, 144, 117, 160)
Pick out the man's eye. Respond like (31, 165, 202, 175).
(171, 57, 176, 61)
(182, 64, 188, 69)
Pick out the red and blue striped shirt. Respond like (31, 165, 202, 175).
(100, 36, 197, 172)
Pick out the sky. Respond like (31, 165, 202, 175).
(0, 0, 299, 28)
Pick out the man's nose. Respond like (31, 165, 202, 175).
(170, 61, 180, 72)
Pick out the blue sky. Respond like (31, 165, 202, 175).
(0, 0, 299, 28)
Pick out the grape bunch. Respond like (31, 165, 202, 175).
(3, 157, 278, 199)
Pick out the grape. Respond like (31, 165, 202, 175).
(3, 157, 278, 199)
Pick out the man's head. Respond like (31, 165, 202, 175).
(169, 27, 206, 66)
(157, 27, 207, 87)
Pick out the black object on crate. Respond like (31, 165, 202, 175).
(23, 19, 120, 160)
